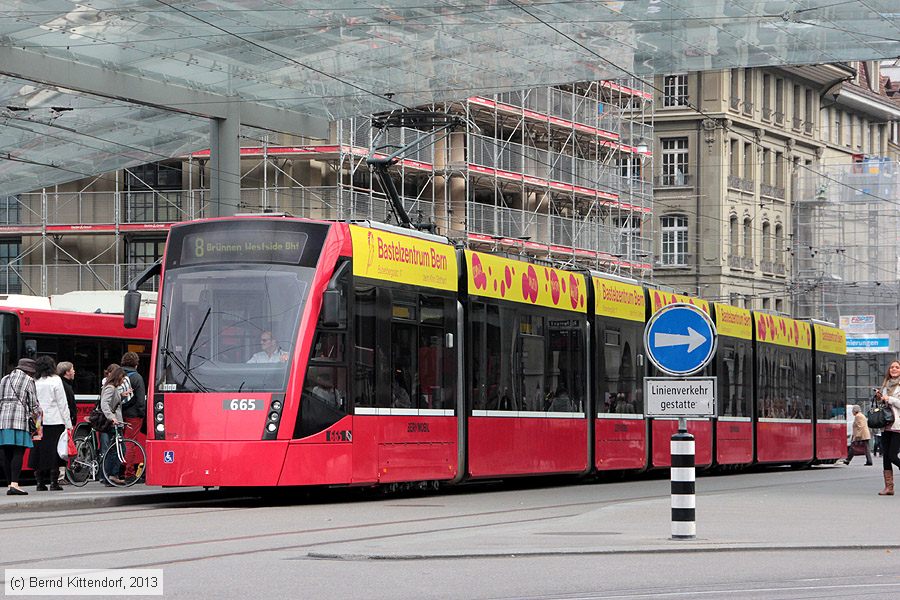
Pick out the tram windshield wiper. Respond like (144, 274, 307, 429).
(159, 346, 211, 393)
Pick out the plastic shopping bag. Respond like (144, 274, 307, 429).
(57, 428, 73, 461)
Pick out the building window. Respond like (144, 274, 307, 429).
(125, 162, 184, 223)
(743, 142, 754, 181)
(660, 215, 688, 266)
(775, 79, 784, 123)
(729, 215, 739, 256)
(617, 155, 642, 181)
(663, 74, 688, 107)
(661, 138, 688, 185)
(0, 240, 22, 293)
(762, 222, 771, 263)
(804, 89, 813, 129)
(761, 149, 771, 185)
(775, 224, 784, 264)
(742, 69, 753, 115)
(835, 111, 843, 145)
(0, 196, 21, 225)
(762, 74, 772, 119)
(125, 238, 165, 291)
(729, 140, 739, 177)
(614, 216, 642, 259)
(792, 84, 802, 129)
(730, 69, 741, 110)
(743, 218, 753, 260)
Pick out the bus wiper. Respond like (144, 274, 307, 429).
(181, 307, 211, 390)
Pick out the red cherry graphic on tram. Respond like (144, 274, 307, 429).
(757, 318, 767, 340)
(523, 265, 539, 303)
(505, 266, 513, 289)
(471, 254, 487, 290)
(549, 271, 561, 304)
(569, 275, 580, 309)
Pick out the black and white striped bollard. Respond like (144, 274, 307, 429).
(670, 420, 696, 539)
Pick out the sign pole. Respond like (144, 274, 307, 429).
(643, 303, 716, 542)
(670, 417, 695, 539)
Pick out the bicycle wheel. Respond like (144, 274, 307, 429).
(102, 439, 146, 487)
(66, 438, 96, 487)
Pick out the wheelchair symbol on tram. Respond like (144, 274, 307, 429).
(163, 451, 175, 464)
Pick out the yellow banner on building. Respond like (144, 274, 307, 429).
(713, 303, 752, 340)
(350, 225, 457, 291)
(754, 313, 812, 349)
(649, 289, 709, 314)
(465, 251, 587, 313)
(814, 323, 846, 355)
(593, 277, 645, 322)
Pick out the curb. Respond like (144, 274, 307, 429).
(0, 489, 215, 512)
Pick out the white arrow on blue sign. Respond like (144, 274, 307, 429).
(644, 303, 717, 376)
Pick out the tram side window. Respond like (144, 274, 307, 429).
(354, 286, 376, 408)
(545, 319, 585, 412)
(718, 339, 751, 418)
(418, 296, 453, 410)
(391, 300, 417, 408)
(599, 322, 643, 414)
(758, 345, 775, 418)
(517, 314, 545, 412)
(818, 357, 843, 420)
(471, 302, 510, 411)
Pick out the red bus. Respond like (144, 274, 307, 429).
(0, 292, 154, 473)
(124, 216, 845, 488)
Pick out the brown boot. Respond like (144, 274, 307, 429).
(879, 470, 894, 496)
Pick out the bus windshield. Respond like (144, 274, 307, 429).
(155, 263, 313, 393)
(0, 312, 18, 376)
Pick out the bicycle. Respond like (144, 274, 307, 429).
(66, 422, 146, 488)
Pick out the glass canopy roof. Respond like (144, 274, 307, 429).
(2, 0, 900, 194)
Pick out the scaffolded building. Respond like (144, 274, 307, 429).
(0, 79, 653, 295)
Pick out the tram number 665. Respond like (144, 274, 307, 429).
(223, 399, 262, 411)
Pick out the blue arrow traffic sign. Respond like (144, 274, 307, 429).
(644, 303, 717, 376)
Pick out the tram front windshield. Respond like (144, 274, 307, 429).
(155, 264, 313, 393)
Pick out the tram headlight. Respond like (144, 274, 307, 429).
(156, 413, 164, 423)
(156, 423, 165, 433)
(269, 412, 279, 422)
(271, 401, 282, 411)
(266, 423, 277, 433)
(155, 401, 164, 411)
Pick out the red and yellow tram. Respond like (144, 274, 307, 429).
(128, 215, 846, 488)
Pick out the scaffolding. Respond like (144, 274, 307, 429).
(793, 159, 900, 404)
(0, 78, 653, 294)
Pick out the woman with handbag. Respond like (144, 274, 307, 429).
(843, 405, 873, 466)
(0, 358, 39, 495)
(99, 364, 126, 486)
(873, 360, 900, 495)
(28, 356, 71, 491)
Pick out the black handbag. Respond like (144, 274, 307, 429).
(88, 407, 111, 432)
(867, 402, 895, 429)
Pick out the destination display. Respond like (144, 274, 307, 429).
(180, 229, 307, 266)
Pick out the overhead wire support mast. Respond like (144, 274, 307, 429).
(367, 110, 462, 231)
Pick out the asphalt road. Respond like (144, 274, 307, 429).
(2, 463, 899, 599)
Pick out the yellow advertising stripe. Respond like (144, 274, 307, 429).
(754, 313, 812, 349)
(649, 289, 709, 314)
(593, 277, 645, 322)
(349, 225, 457, 291)
(814, 323, 847, 355)
(465, 250, 587, 313)
(713, 303, 752, 340)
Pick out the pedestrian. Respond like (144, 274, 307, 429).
(873, 360, 900, 495)
(99, 364, 126, 486)
(56, 361, 77, 485)
(843, 405, 873, 466)
(120, 352, 146, 481)
(28, 356, 71, 491)
(0, 358, 39, 495)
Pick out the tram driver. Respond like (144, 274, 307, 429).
(247, 331, 288, 363)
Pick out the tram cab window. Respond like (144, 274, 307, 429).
(817, 356, 845, 420)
